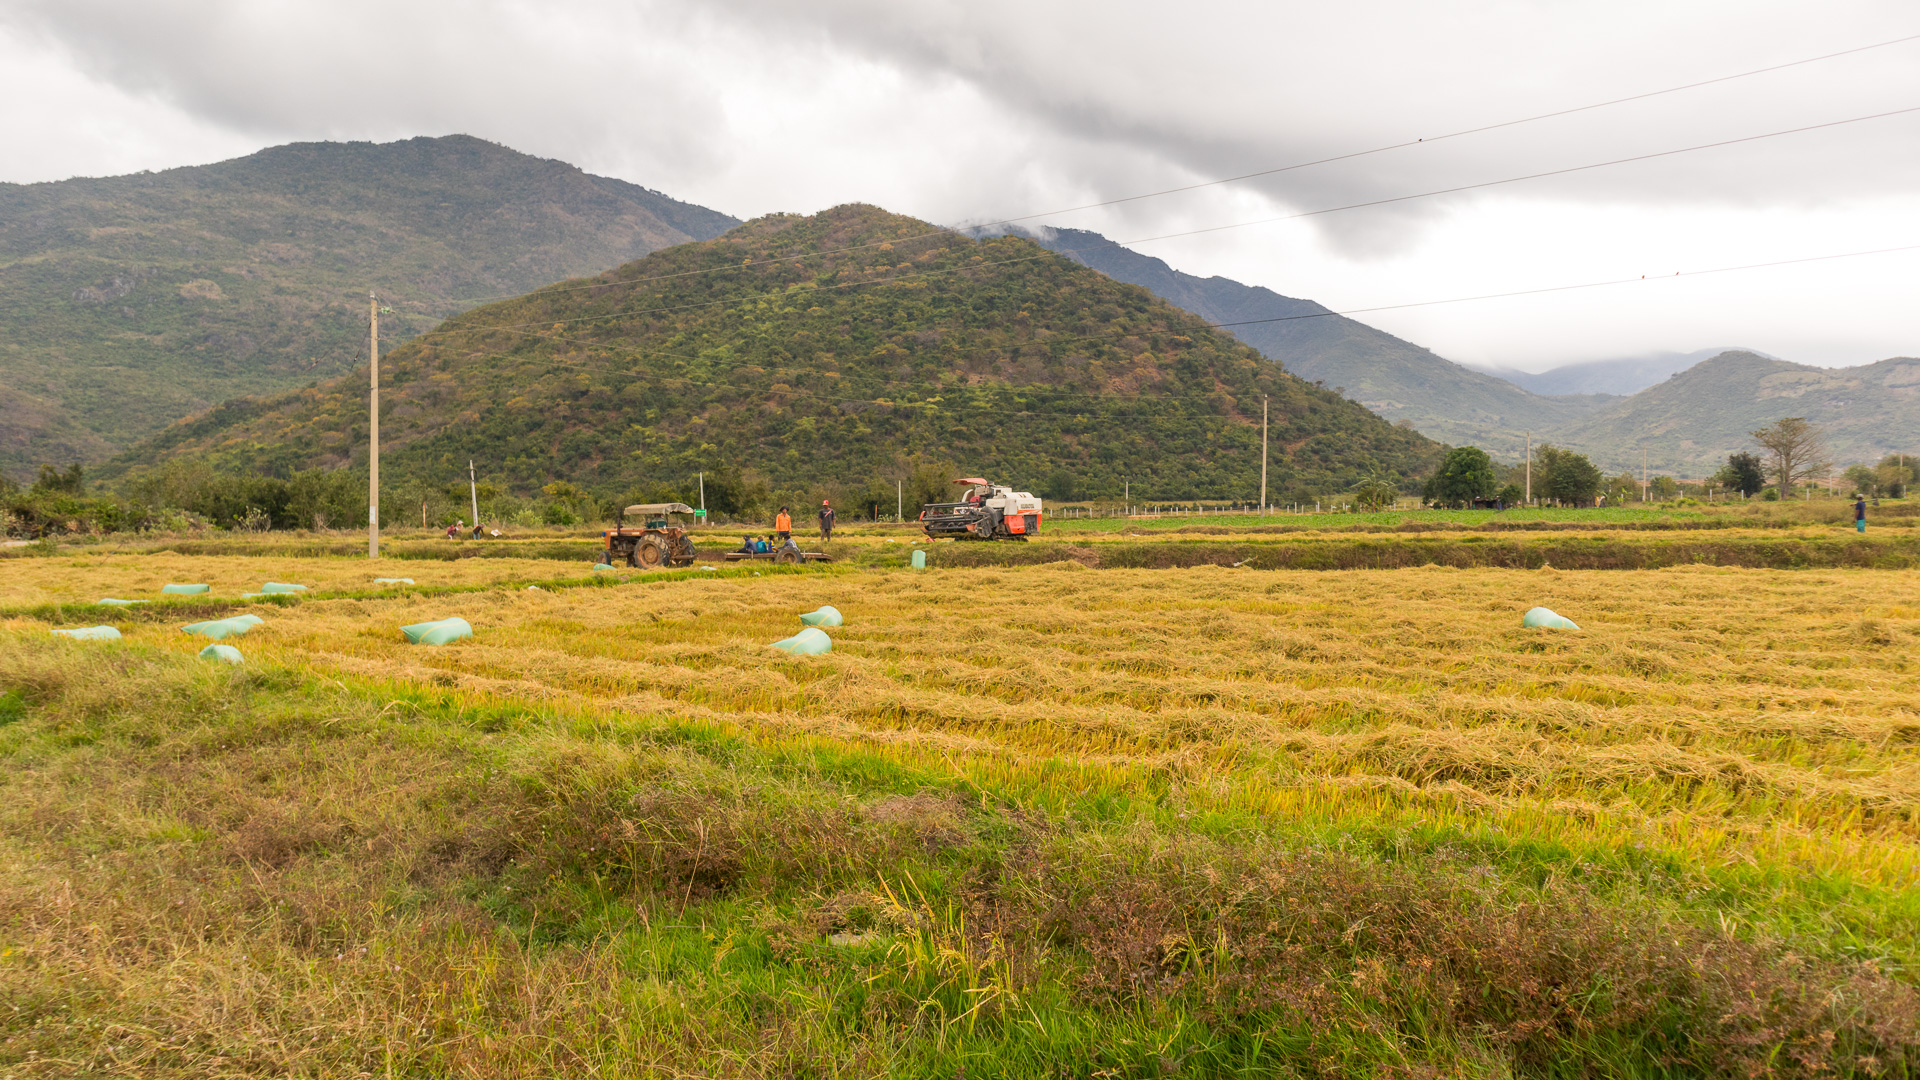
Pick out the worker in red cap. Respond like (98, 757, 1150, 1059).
(818, 499, 836, 543)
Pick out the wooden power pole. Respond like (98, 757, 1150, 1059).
(1524, 432, 1531, 504)
(368, 292, 380, 559)
(1260, 396, 1269, 514)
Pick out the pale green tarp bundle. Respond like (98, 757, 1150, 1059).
(402, 617, 473, 645)
(770, 626, 831, 655)
(162, 583, 210, 595)
(1522, 607, 1580, 630)
(182, 614, 263, 639)
(53, 625, 121, 641)
(96, 598, 146, 606)
(373, 578, 415, 585)
(199, 643, 244, 664)
(592, 562, 614, 571)
(911, 550, 927, 569)
(259, 582, 307, 594)
(798, 605, 843, 627)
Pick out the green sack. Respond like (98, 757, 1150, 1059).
(402, 617, 473, 645)
(182, 616, 260, 640)
(1522, 606, 1580, 630)
(592, 562, 614, 571)
(770, 627, 831, 655)
(199, 643, 244, 664)
(162, 583, 210, 595)
(259, 582, 308, 594)
(911, 550, 927, 569)
(798, 605, 843, 627)
(96, 598, 146, 606)
(373, 578, 415, 585)
(53, 625, 121, 641)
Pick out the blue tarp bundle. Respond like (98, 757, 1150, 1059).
(402, 617, 472, 645)
(53, 625, 121, 641)
(181, 614, 264, 639)
(1522, 607, 1580, 630)
(798, 605, 843, 627)
(770, 627, 831, 655)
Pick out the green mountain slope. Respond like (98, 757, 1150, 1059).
(115, 205, 1440, 504)
(1560, 350, 1920, 475)
(1006, 227, 1611, 459)
(0, 135, 737, 479)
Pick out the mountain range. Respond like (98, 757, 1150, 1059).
(108, 205, 1439, 504)
(1012, 226, 1915, 475)
(0, 135, 737, 479)
(1476, 347, 1776, 397)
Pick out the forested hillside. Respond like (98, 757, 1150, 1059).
(114, 205, 1440, 508)
(1007, 226, 1610, 460)
(0, 135, 737, 479)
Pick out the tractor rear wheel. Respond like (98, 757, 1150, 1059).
(775, 549, 799, 565)
(632, 537, 668, 568)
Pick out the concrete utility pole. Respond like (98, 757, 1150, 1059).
(468, 460, 480, 532)
(368, 292, 380, 559)
(698, 472, 705, 514)
(1524, 432, 1531, 504)
(1260, 396, 1269, 514)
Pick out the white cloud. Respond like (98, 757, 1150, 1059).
(2, 0, 1917, 369)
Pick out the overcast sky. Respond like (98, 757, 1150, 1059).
(3, 0, 1916, 371)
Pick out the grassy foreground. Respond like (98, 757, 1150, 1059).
(3, 559, 1918, 1077)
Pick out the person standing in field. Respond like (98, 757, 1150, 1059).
(1856, 495, 1867, 533)
(819, 499, 836, 542)
(775, 506, 791, 542)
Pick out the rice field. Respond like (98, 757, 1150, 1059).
(4, 551, 1918, 1077)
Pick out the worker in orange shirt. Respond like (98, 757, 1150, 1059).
(774, 506, 792, 542)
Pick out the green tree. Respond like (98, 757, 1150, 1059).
(1422, 447, 1498, 508)
(1713, 452, 1766, 498)
(1496, 482, 1523, 506)
(1348, 470, 1399, 511)
(1843, 463, 1880, 498)
(1534, 444, 1602, 506)
(1876, 454, 1913, 498)
(1650, 475, 1679, 501)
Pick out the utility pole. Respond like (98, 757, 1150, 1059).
(1260, 395, 1268, 515)
(1124, 478, 1129, 516)
(368, 292, 379, 559)
(1524, 432, 1531, 504)
(468, 460, 480, 533)
(698, 472, 705, 515)
(897, 479, 902, 522)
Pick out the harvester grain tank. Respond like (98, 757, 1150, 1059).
(918, 478, 1043, 540)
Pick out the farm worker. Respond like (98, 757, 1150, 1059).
(1856, 495, 1867, 533)
(735, 535, 755, 554)
(775, 507, 792, 541)
(819, 499, 836, 542)
(447, 519, 462, 539)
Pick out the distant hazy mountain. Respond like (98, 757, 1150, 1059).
(0, 135, 738, 479)
(1480, 347, 1778, 397)
(1560, 350, 1920, 474)
(987, 226, 1606, 460)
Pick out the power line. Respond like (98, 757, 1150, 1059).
(1115, 105, 1920, 247)
(401, 102, 1920, 350)
(425, 29, 1920, 308)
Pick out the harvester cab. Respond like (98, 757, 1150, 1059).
(919, 478, 1043, 540)
(603, 502, 699, 568)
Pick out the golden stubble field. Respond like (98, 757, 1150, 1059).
(16, 557, 1919, 890)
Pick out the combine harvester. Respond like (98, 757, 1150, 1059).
(919, 478, 1043, 540)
